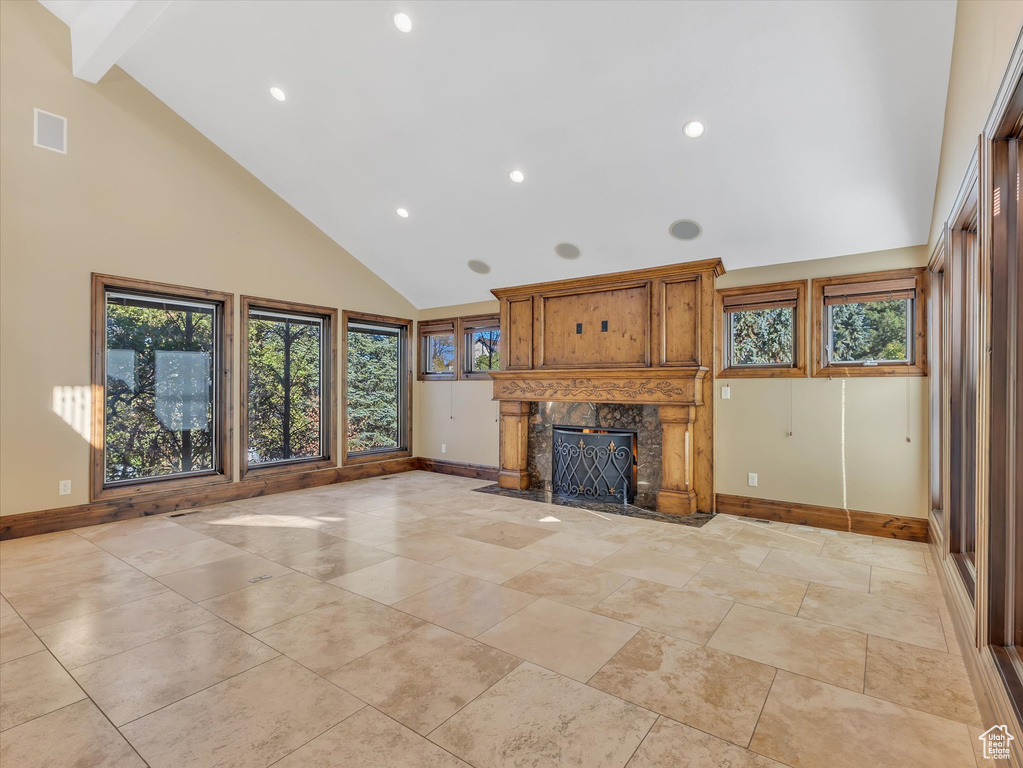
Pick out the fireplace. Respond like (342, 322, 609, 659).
(552, 425, 637, 504)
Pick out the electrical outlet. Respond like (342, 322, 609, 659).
(441, 444, 446, 454)
(747, 473, 758, 487)
(721, 385, 731, 400)
(58, 480, 72, 496)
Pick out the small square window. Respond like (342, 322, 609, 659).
(418, 319, 457, 380)
(718, 282, 806, 378)
(812, 270, 926, 378)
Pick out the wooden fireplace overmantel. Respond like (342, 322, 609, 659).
(490, 259, 723, 515)
(490, 367, 707, 405)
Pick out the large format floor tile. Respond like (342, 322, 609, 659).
(394, 575, 537, 637)
(0, 650, 86, 731)
(757, 549, 871, 592)
(462, 521, 556, 550)
(729, 522, 827, 555)
(199, 571, 348, 632)
(253, 593, 422, 675)
(156, 552, 292, 602)
(0, 699, 145, 768)
(798, 583, 947, 651)
(121, 537, 244, 576)
(589, 629, 776, 746)
(707, 603, 867, 691)
(593, 578, 732, 644)
(70, 619, 278, 726)
(750, 670, 977, 768)
(330, 556, 457, 605)
(477, 598, 639, 682)
(120, 656, 363, 768)
(683, 562, 808, 615)
(502, 560, 630, 609)
(521, 530, 625, 566)
(378, 532, 482, 564)
(0, 614, 45, 662)
(329, 624, 521, 735)
(433, 541, 548, 583)
(594, 546, 705, 588)
(275, 707, 470, 768)
(276, 539, 395, 580)
(821, 537, 928, 574)
(0, 530, 100, 571)
(864, 635, 982, 725)
(431, 663, 656, 768)
(669, 536, 771, 570)
(627, 716, 785, 768)
(868, 566, 943, 607)
(36, 590, 214, 669)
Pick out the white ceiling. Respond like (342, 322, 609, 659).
(43, 1, 956, 308)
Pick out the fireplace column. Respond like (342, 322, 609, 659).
(498, 400, 530, 490)
(657, 405, 698, 514)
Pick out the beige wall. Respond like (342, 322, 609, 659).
(928, 0, 1023, 250)
(0, 1, 417, 516)
(715, 246, 930, 519)
(414, 300, 501, 467)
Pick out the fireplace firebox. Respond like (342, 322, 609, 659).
(552, 425, 637, 504)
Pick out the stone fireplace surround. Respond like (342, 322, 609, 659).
(528, 402, 662, 510)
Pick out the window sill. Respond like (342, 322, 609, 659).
(717, 365, 806, 379)
(240, 457, 336, 481)
(461, 371, 495, 381)
(418, 372, 456, 382)
(92, 471, 232, 503)
(812, 362, 926, 378)
(344, 448, 412, 466)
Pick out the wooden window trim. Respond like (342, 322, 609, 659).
(811, 268, 928, 378)
(239, 296, 338, 480)
(342, 310, 413, 465)
(91, 273, 234, 502)
(715, 280, 807, 379)
(417, 317, 458, 381)
(460, 313, 500, 380)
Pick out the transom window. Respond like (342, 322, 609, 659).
(242, 297, 337, 474)
(717, 281, 806, 378)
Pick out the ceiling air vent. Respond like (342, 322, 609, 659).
(34, 108, 67, 154)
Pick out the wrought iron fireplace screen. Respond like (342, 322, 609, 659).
(551, 425, 637, 503)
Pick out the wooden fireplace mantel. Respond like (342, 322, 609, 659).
(490, 259, 723, 515)
(489, 367, 707, 406)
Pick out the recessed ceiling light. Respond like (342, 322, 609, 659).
(509, 170, 525, 183)
(669, 219, 702, 240)
(682, 121, 704, 138)
(396, 208, 409, 218)
(393, 12, 412, 33)
(554, 243, 581, 260)
(269, 87, 286, 102)
(467, 260, 491, 274)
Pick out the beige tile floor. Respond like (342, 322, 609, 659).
(0, 472, 983, 767)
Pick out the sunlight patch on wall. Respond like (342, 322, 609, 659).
(51, 385, 91, 441)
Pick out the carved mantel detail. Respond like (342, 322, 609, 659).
(490, 369, 706, 406)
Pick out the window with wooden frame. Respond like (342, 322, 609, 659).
(343, 311, 412, 463)
(811, 268, 927, 377)
(460, 314, 500, 379)
(716, 281, 806, 378)
(418, 318, 457, 380)
(91, 274, 233, 501)
(240, 296, 337, 478)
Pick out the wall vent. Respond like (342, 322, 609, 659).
(34, 108, 67, 154)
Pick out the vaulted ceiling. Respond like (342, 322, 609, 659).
(41, 0, 956, 308)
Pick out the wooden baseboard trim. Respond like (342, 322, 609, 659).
(715, 493, 928, 542)
(0, 457, 418, 540)
(415, 458, 499, 481)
